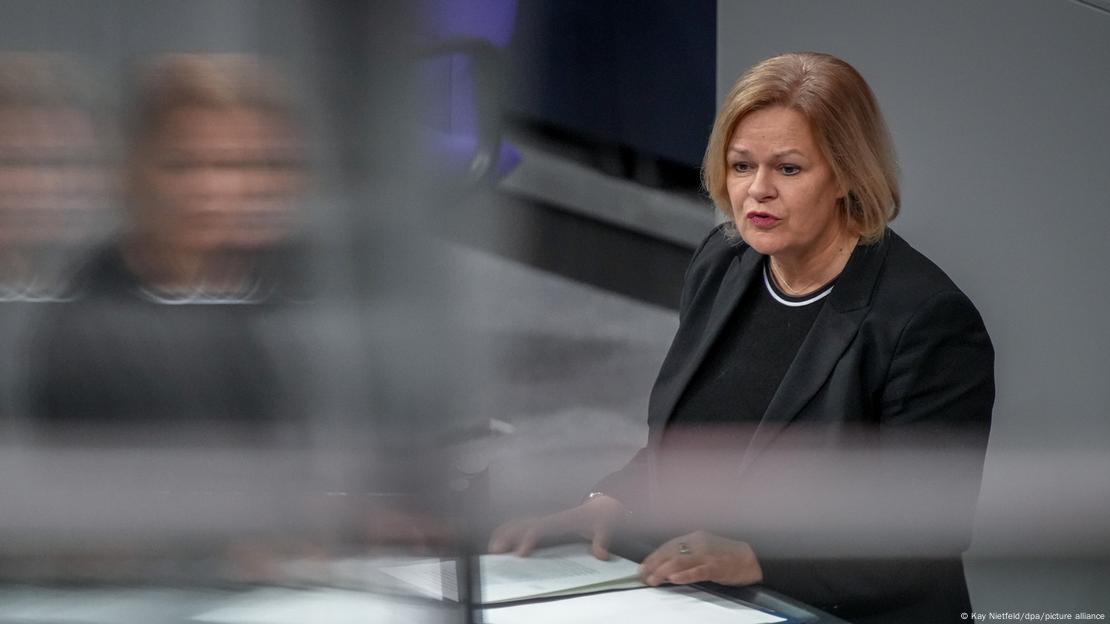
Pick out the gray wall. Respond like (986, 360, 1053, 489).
(717, 0, 1110, 613)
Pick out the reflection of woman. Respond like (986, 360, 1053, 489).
(0, 54, 111, 302)
(491, 53, 994, 623)
(121, 54, 306, 304)
(0, 55, 112, 433)
(29, 55, 308, 436)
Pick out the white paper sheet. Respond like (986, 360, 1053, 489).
(483, 585, 787, 624)
(378, 543, 643, 603)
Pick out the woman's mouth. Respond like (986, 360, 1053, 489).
(747, 212, 781, 229)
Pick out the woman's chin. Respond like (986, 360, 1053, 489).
(737, 229, 783, 257)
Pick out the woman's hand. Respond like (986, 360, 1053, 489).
(488, 494, 626, 560)
(639, 531, 763, 587)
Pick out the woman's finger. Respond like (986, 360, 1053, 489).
(666, 563, 713, 585)
(644, 556, 698, 587)
(639, 534, 684, 577)
(590, 521, 612, 560)
(513, 525, 545, 557)
(488, 522, 519, 553)
(488, 518, 535, 553)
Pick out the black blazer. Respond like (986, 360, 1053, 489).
(598, 225, 995, 623)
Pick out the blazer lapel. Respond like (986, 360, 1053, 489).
(648, 247, 763, 439)
(737, 233, 891, 476)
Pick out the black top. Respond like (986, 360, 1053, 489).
(667, 258, 834, 434)
(658, 257, 835, 530)
(26, 244, 305, 443)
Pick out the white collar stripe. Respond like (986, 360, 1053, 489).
(762, 263, 834, 307)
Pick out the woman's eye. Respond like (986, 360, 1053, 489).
(731, 162, 752, 173)
(780, 164, 801, 176)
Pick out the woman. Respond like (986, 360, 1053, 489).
(0, 54, 111, 303)
(29, 54, 309, 435)
(490, 52, 994, 623)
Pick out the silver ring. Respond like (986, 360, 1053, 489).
(678, 542, 692, 555)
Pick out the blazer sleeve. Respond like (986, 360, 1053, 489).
(757, 288, 995, 615)
(880, 289, 995, 431)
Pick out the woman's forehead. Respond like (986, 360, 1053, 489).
(729, 107, 819, 154)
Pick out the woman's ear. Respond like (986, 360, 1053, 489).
(837, 178, 850, 203)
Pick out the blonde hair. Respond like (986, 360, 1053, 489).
(131, 54, 297, 144)
(702, 52, 899, 243)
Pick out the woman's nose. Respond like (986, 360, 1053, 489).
(748, 168, 776, 202)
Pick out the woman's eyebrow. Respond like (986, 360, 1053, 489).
(772, 148, 805, 158)
(727, 146, 806, 158)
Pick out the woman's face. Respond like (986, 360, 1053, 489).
(132, 105, 305, 252)
(0, 105, 110, 246)
(726, 105, 849, 263)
